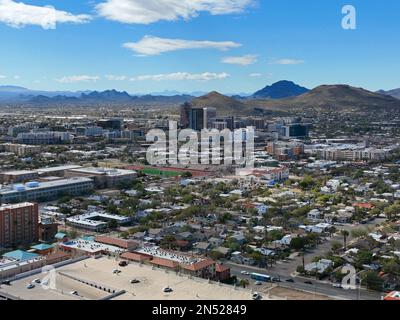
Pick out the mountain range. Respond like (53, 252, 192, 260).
(0, 86, 195, 106)
(189, 84, 400, 116)
(1, 82, 399, 114)
(377, 88, 400, 100)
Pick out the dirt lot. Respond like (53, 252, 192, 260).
(267, 287, 333, 300)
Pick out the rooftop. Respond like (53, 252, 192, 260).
(60, 239, 126, 254)
(2, 250, 40, 262)
(0, 256, 253, 300)
(136, 246, 205, 265)
(68, 167, 136, 177)
(0, 177, 93, 195)
(0, 202, 36, 211)
(31, 243, 55, 251)
(66, 211, 131, 227)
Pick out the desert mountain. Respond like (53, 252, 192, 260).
(253, 80, 309, 99)
(251, 84, 400, 112)
(377, 88, 400, 100)
(190, 91, 252, 115)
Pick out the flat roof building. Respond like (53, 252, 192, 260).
(0, 177, 94, 204)
(66, 211, 131, 231)
(65, 167, 137, 188)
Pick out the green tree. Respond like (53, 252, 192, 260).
(108, 219, 118, 229)
(382, 259, 400, 275)
(290, 237, 307, 251)
(362, 271, 383, 291)
(331, 241, 342, 253)
(239, 279, 250, 288)
(351, 228, 368, 239)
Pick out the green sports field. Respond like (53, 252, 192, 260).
(140, 168, 182, 177)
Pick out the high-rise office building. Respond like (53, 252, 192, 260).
(189, 108, 205, 131)
(0, 202, 39, 248)
(283, 123, 310, 138)
(180, 102, 192, 128)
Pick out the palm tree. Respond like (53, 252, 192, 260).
(239, 279, 250, 288)
(341, 230, 350, 250)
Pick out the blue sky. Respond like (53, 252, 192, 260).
(0, 0, 399, 94)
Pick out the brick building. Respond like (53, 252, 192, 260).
(0, 202, 39, 248)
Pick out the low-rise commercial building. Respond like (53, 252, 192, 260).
(65, 167, 137, 188)
(0, 143, 41, 156)
(66, 211, 131, 231)
(17, 131, 72, 145)
(0, 178, 94, 204)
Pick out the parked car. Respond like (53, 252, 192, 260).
(26, 283, 35, 289)
(241, 271, 250, 275)
(70, 291, 79, 296)
(252, 292, 261, 300)
(1, 280, 11, 285)
(119, 261, 128, 267)
(32, 278, 41, 284)
(130, 279, 140, 284)
(286, 278, 295, 283)
(332, 283, 343, 289)
(112, 269, 121, 274)
(304, 281, 313, 285)
(163, 287, 173, 293)
(254, 281, 262, 285)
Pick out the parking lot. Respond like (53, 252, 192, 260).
(0, 257, 255, 300)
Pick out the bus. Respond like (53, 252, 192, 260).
(250, 273, 271, 282)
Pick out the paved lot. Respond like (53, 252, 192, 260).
(0, 257, 254, 300)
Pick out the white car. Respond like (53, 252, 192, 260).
(241, 271, 250, 275)
(70, 291, 79, 295)
(32, 278, 41, 284)
(255, 281, 262, 285)
(252, 292, 261, 300)
(26, 283, 35, 289)
(332, 283, 343, 289)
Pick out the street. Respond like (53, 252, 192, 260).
(227, 262, 383, 300)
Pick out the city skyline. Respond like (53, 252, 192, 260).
(0, 0, 400, 94)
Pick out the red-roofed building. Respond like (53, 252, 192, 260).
(353, 203, 375, 210)
(120, 252, 152, 263)
(215, 264, 231, 281)
(248, 167, 289, 182)
(94, 236, 138, 251)
(151, 257, 180, 270)
(384, 291, 400, 300)
(180, 259, 215, 279)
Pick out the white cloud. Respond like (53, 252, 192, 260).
(96, 0, 254, 24)
(105, 75, 128, 81)
(0, 0, 91, 29)
(270, 58, 305, 65)
(123, 35, 241, 56)
(222, 54, 257, 66)
(13, 75, 20, 80)
(249, 73, 262, 77)
(0, 75, 6, 79)
(131, 72, 230, 81)
(56, 75, 100, 83)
